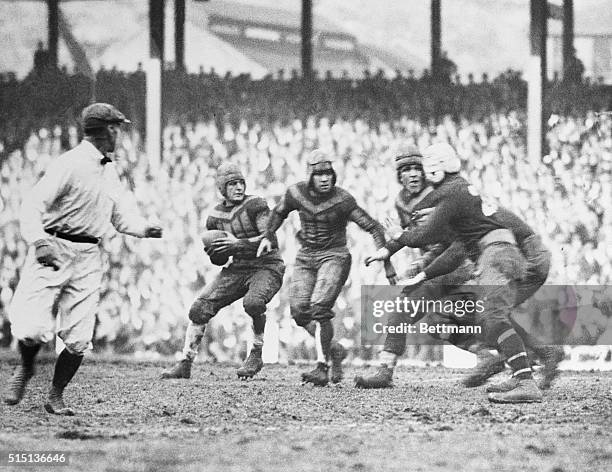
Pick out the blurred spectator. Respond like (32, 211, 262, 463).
(33, 41, 50, 77)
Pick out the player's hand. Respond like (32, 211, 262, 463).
(406, 261, 424, 278)
(383, 217, 404, 240)
(401, 271, 426, 295)
(209, 234, 240, 254)
(256, 237, 272, 257)
(34, 240, 61, 271)
(387, 275, 399, 285)
(365, 247, 390, 267)
(405, 271, 426, 286)
(144, 225, 163, 238)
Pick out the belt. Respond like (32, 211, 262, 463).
(478, 229, 516, 253)
(45, 228, 100, 245)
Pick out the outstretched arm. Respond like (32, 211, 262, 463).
(258, 189, 295, 256)
(263, 190, 295, 243)
(349, 205, 398, 283)
(421, 241, 469, 279)
(393, 198, 457, 248)
(109, 166, 161, 238)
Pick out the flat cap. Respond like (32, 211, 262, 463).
(81, 103, 131, 129)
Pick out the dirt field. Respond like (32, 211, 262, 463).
(1, 353, 611, 472)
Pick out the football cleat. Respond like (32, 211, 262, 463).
(160, 359, 192, 379)
(330, 343, 347, 383)
(301, 362, 329, 387)
(488, 378, 543, 404)
(44, 386, 75, 416)
(354, 364, 394, 389)
(532, 345, 564, 390)
(462, 350, 506, 388)
(486, 376, 519, 393)
(237, 345, 263, 379)
(4, 366, 34, 405)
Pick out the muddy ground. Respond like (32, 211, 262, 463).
(0, 353, 611, 472)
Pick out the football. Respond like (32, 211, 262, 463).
(201, 230, 231, 265)
(201, 229, 231, 248)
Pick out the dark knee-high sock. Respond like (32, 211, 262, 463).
(52, 349, 83, 391)
(510, 318, 542, 352)
(318, 319, 334, 361)
(496, 328, 532, 380)
(252, 315, 266, 348)
(18, 340, 41, 372)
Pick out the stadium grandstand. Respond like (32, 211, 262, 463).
(1, 0, 611, 362)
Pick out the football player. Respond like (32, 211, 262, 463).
(161, 163, 285, 380)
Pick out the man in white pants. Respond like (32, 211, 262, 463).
(4, 103, 163, 415)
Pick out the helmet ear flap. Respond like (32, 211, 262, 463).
(306, 149, 336, 186)
(422, 143, 460, 181)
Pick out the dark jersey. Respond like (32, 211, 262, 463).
(393, 174, 506, 258)
(207, 195, 281, 263)
(420, 206, 536, 278)
(266, 182, 386, 250)
(493, 207, 534, 245)
(390, 186, 447, 275)
(394, 187, 433, 228)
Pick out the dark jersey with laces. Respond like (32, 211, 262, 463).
(392, 186, 447, 275)
(266, 182, 386, 250)
(393, 174, 506, 258)
(207, 195, 281, 264)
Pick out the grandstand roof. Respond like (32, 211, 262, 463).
(201, 0, 346, 35)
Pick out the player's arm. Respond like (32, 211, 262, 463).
(348, 204, 387, 249)
(214, 199, 275, 257)
(264, 190, 295, 241)
(365, 197, 459, 267)
(393, 197, 458, 248)
(348, 204, 398, 284)
(258, 189, 296, 256)
(400, 243, 446, 278)
(385, 203, 412, 256)
(108, 165, 162, 238)
(420, 241, 469, 280)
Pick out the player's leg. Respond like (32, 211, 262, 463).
(511, 238, 563, 389)
(161, 268, 247, 379)
(355, 282, 447, 389)
(289, 251, 317, 332)
(475, 244, 542, 403)
(4, 245, 70, 405)
(44, 247, 102, 415)
(289, 253, 333, 384)
(237, 263, 285, 378)
(354, 308, 405, 388)
(305, 249, 352, 385)
(486, 238, 559, 393)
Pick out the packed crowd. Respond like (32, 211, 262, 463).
(1, 72, 611, 359)
(2, 66, 611, 154)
